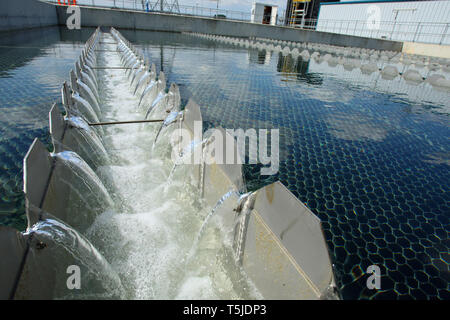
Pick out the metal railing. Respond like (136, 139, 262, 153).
(45, 1, 449, 45)
(46, 0, 252, 22)
(314, 18, 449, 46)
(278, 17, 449, 45)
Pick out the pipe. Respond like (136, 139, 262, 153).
(88, 119, 164, 126)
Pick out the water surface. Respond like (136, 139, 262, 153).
(0, 27, 448, 300)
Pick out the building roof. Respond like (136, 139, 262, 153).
(253, 2, 279, 7)
(323, 0, 439, 5)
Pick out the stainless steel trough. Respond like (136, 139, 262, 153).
(0, 27, 339, 300)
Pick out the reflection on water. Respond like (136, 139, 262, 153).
(0, 27, 92, 229)
(423, 152, 450, 166)
(0, 28, 448, 300)
(325, 113, 389, 142)
(276, 54, 323, 85)
(248, 49, 271, 65)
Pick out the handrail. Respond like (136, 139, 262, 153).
(44, 0, 449, 45)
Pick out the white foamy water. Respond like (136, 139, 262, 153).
(83, 34, 261, 300)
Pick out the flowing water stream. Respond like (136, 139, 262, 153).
(26, 215, 124, 299)
(60, 33, 262, 299)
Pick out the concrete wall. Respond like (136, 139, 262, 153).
(55, 5, 403, 51)
(402, 41, 450, 59)
(0, 0, 58, 32)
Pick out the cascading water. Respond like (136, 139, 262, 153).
(65, 116, 110, 168)
(128, 61, 140, 77)
(82, 32, 262, 299)
(186, 189, 239, 262)
(153, 111, 182, 148)
(72, 92, 100, 124)
(145, 91, 166, 119)
(85, 66, 98, 87)
(134, 72, 151, 95)
(77, 79, 101, 116)
(79, 69, 100, 101)
(32, 31, 263, 300)
(25, 214, 124, 299)
(146, 91, 177, 121)
(232, 192, 257, 265)
(138, 80, 156, 107)
(52, 151, 113, 208)
(130, 66, 144, 86)
(164, 137, 208, 189)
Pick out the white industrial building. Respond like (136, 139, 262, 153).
(316, 0, 450, 45)
(251, 2, 279, 25)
